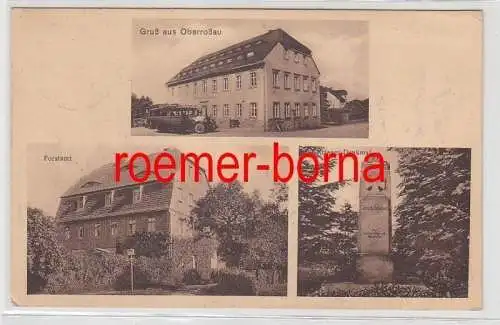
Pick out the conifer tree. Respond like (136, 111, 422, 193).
(392, 148, 471, 297)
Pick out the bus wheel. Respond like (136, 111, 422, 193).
(194, 123, 206, 134)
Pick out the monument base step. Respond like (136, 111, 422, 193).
(356, 255, 394, 283)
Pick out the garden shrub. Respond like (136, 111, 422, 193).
(182, 268, 202, 285)
(257, 283, 287, 296)
(203, 269, 256, 296)
(113, 266, 152, 291)
(297, 266, 339, 296)
(44, 251, 128, 294)
(310, 283, 440, 297)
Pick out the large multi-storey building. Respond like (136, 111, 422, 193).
(165, 28, 321, 131)
(55, 148, 220, 278)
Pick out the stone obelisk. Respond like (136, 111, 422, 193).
(356, 158, 393, 283)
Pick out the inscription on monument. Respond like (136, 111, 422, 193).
(356, 158, 393, 283)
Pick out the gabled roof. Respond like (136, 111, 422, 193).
(61, 148, 206, 198)
(166, 28, 312, 87)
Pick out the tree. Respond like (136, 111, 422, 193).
(131, 92, 153, 125)
(121, 231, 171, 258)
(298, 146, 344, 264)
(188, 181, 259, 267)
(27, 207, 65, 293)
(327, 202, 358, 279)
(391, 148, 471, 297)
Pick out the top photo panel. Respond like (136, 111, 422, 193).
(131, 19, 369, 138)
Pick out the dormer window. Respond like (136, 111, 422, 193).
(247, 52, 255, 58)
(256, 40, 263, 45)
(244, 44, 251, 49)
(237, 55, 243, 60)
(227, 58, 232, 63)
(64, 227, 70, 240)
(294, 52, 300, 63)
(210, 63, 215, 68)
(105, 191, 114, 207)
(77, 196, 86, 210)
(132, 186, 143, 203)
(284, 49, 289, 60)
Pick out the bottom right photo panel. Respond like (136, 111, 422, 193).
(297, 146, 472, 298)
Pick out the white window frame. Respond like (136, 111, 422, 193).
(147, 217, 156, 232)
(223, 77, 229, 91)
(294, 74, 300, 91)
(273, 102, 281, 119)
(250, 103, 257, 118)
(105, 191, 114, 207)
(249, 71, 257, 88)
(284, 102, 291, 118)
(111, 222, 118, 237)
(132, 186, 143, 203)
(77, 196, 86, 210)
(212, 79, 217, 92)
(128, 220, 136, 235)
(303, 76, 309, 91)
(272, 70, 280, 88)
(295, 103, 301, 117)
(94, 223, 101, 238)
(212, 105, 218, 117)
(236, 103, 242, 117)
(236, 74, 242, 89)
(284, 72, 291, 89)
(223, 104, 230, 117)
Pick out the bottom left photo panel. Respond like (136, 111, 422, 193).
(22, 143, 289, 298)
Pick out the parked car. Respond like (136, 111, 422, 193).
(146, 104, 217, 134)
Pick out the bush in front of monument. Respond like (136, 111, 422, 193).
(310, 282, 441, 297)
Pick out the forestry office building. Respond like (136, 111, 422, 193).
(55, 148, 221, 278)
(165, 28, 321, 131)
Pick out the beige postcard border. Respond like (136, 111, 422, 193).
(10, 8, 483, 310)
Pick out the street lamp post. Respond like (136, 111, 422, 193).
(127, 249, 135, 293)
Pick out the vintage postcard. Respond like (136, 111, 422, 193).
(131, 19, 369, 138)
(10, 8, 482, 309)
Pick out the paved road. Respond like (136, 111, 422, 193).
(131, 122, 368, 138)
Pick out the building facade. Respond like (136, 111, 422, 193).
(165, 29, 321, 131)
(55, 148, 221, 278)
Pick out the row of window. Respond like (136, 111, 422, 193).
(172, 71, 258, 96)
(272, 102, 319, 119)
(173, 70, 317, 97)
(175, 41, 310, 79)
(283, 48, 310, 65)
(176, 51, 257, 80)
(72, 186, 144, 212)
(209, 102, 258, 119)
(64, 217, 157, 240)
(272, 70, 318, 92)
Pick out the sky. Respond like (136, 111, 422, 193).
(27, 143, 290, 217)
(132, 19, 368, 103)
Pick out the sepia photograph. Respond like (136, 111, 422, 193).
(131, 19, 369, 138)
(26, 143, 288, 297)
(298, 146, 472, 298)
